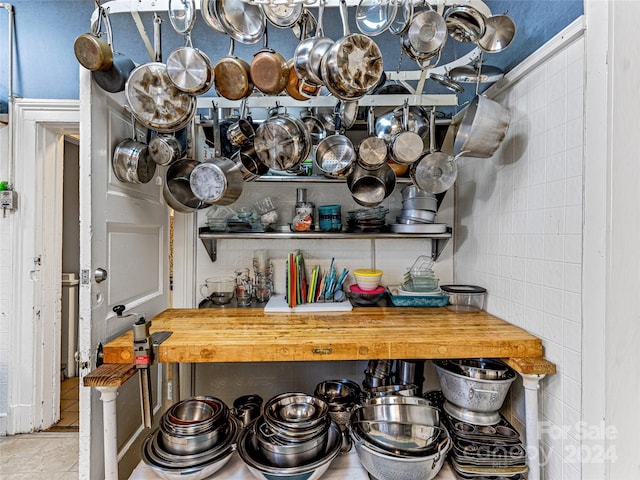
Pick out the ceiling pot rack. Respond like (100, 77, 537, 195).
(92, 0, 491, 107)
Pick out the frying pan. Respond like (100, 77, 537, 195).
(320, 0, 384, 101)
(250, 27, 289, 95)
(91, 9, 135, 93)
(74, 6, 112, 72)
(214, 39, 254, 100)
(478, 14, 516, 53)
(358, 106, 387, 170)
(167, 0, 214, 95)
(401, 7, 447, 68)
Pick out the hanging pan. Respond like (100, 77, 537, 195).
(401, 5, 447, 68)
(91, 8, 135, 93)
(74, 6, 113, 72)
(320, 0, 384, 101)
(410, 108, 463, 194)
(250, 27, 289, 95)
(214, 0, 265, 45)
(125, 15, 196, 133)
(453, 95, 511, 158)
(293, 0, 333, 88)
(166, 0, 214, 95)
(358, 106, 387, 170)
(214, 38, 254, 100)
(389, 100, 424, 165)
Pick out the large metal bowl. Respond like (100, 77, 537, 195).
(353, 419, 444, 455)
(434, 360, 516, 413)
(353, 429, 451, 480)
(237, 420, 341, 479)
(351, 403, 440, 427)
(264, 393, 329, 431)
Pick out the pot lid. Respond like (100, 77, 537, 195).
(440, 285, 487, 294)
(449, 64, 504, 84)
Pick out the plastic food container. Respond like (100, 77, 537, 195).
(353, 269, 383, 291)
(440, 285, 487, 312)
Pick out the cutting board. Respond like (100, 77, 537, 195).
(264, 295, 353, 313)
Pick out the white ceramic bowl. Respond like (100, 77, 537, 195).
(353, 269, 383, 291)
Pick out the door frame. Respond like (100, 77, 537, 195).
(7, 100, 79, 434)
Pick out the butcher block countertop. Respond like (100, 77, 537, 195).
(102, 307, 555, 375)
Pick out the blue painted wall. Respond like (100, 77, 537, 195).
(0, 0, 583, 113)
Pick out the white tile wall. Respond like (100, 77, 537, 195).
(454, 37, 585, 479)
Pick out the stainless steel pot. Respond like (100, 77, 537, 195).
(453, 95, 511, 158)
(147, 127, 187, 166)
(389, 101, 424, 165)
(163, 158, 206, 213)
(232, 144, 269, 181)
(189, 158, 243, 206)
(347, 162, 396, 207)
(320, 0, 384, 101)
(401, 7, 447, 67)
(315, 132, 355, 178)
(375, 106, 430, 143)
(214, 0, 265, 44)
(254, 112, 311, 172)
(444, 4, 486, 43)
(293, 0, 333, 87)
(434, 360, 516, 413)
(112, 119, 156, 184)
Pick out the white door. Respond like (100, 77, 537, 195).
(78, 67, 170, 479)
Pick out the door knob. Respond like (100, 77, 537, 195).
(94, 268, 108, 283)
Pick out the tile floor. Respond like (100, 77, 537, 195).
(0, 377, 79, 478)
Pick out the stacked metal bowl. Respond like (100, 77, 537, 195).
(349, 398, 451, 480)
(397, 185, 438, 225)
(237, 392, 341, 479)
(434, 359, 516, 426)
(141, 396, 239, 480)
(315, 379, 363, 453)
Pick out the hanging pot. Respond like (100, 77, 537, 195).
(453, 95, 511, 158)
(112, 117, 157, 184)
(254, 110, 311, 172)
(189, 158, 244, 206)
(388, 101, 424, 165)
(401, 7, 447, 68)
(315, 113, 355, 178)
(444, 5, 486, 43)
(91, 9, 135, 93)
(232, 144, 269, 182)
(214, 38, 254, 100)
(226, 100, 255, 147)
(285, 59, 311, 101)
(125, 15, 196, 133)
(164, 158, 206, 213)
(293, 0, 333, 88)
(291, 9, 317, 41)
(375, 106, 430, 143)
(300, 108, 327, 145)
(320, 0, 384, 101)
(147, 126, 188, 166)
(74, 6, 113, 72)
(250, 27, 289, 95)
(347, 162, 396, 207)
(358, 106, 387, 170)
